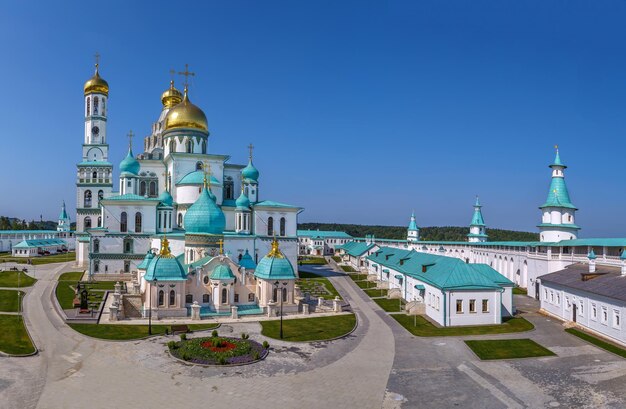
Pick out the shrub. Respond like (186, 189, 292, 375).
(211, 329, 219, 338)
(167, 341, 177, 349)
(241, 332, 249, 340)
(262, 340, 270, 349)
(252, 350, 260, 360)
(180, 333, 187, 341)
(217, 356, 227, 365)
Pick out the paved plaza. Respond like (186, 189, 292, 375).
(1, 260, 626, 408)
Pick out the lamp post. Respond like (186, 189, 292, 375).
(149, 277, 157, 335)
(274, 280, 288, 339)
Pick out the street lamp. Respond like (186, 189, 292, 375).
(274, 280, 288, 339)
(149, 277, 157, 335)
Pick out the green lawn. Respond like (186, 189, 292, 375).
(348, 274, 368, 281)
(566, 328, 626, 358)
(356, 280, 376, 289)
(340, 265, 356, 272)
(298, 257, 327, 265)
(261, 314, 356, 342)
(0, 315, 36, 355)
(56, 272, 84, 309)
(0, 289, 24, 312)
(364, 288, 388, 298)
(0, 270, 37, 288)
(68, 323, 219, 340)
(331, 256, 341, 263)
(391, 314, 535, 337)
(374, 297, 405, 312)
(513, 287, 527, 295)
(296, 271, 341, 300)
(465, 339, 555, 360)
(0, 252, 76, 265)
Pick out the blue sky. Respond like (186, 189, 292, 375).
(1, 1, 626, 236)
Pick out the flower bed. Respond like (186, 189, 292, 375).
(168, 336, 268, 365)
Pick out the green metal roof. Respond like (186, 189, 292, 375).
(414, 284, 425, 290)
(77, 161, 112, 167)
(340, 241, 376, 257)
(184, 187, 225, 235)
(144, 255, 187, 281)
(254, 253, 296, 280)
(137, 251, 155, 270)
(158, 190, 174, 207)
(176, 170, 221, 186)
(235, 191, 251, 210)
(210, 264, 236, 280)
(537, 223, 581, 230)
(470, 198, 486, 227)
(13, 239, 67, 248)
(408, 212, 419, 231)
(239, 249, 257, 269)
(254, 200, 301, 209)
(540, 174, 576, 209)
(241, 159, 259, 182)
(102, 194, 160, 202)
(59, 201, 69, 220)
(297, 230, 352, 239)
(119, 148, 140, 175)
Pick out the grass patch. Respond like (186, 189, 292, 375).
(566, 328, 626, 358)
(298, 257, 327, 265)
(296, 272, 341, 300)
(332, 256, 341, 262)
(261, 314, 356, 342)
(0, 252, 76, 265)
(0, 270, 37, 288)
(0, 289, 24, 312)
(56, 272, 84, 309)
(348, 274, 368, 281)
(513, 287, 527, 295)
(68, 323, 219, 340)
(364, 288, 388, 298)
(374, 297, 405, 312)
(356, 280, 376, 289)
(391, 314, 534, 336)
(340, 265, 356, 272)
(465, 339, 555, 360)
(0, 315, 35, 355)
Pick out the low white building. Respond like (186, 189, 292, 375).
(366, 247, 514, 327)
(540, 253, 626, 346)
(336, 239, 379, 269)
(11, 238, 69, 257)
(297, 230, 353, 255)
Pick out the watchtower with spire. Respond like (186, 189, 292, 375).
(538, 147, 580, 242)
(407, 212, 420, 243)
(467, 196, 488, 243)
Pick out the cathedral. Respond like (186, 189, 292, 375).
(75, 63, 301, 317)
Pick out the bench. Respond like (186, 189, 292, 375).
(171, 325, 189, 334)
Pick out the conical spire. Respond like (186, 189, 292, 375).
(470, 196, 485, 226)
(541, 147, 576, 210)
(59, 201, 69, 220)
(408, 211, 418, 231)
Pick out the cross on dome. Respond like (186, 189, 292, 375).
(177, 63, 195, 89)
(127, 130, 134, 149)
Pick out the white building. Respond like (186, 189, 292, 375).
(297, 230, 353, 255)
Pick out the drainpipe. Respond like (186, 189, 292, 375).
(443, 290, 447, 327)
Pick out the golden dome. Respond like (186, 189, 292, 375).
(164, 87, 208, 133)
(161, 81, 183, 109)
(83, 64, 109, 96)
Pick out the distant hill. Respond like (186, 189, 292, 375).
(298, 223, 539, 242)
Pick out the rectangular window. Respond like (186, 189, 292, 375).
(602, 307, 608, 324)
(591, 303, 597, 320)
(579, 300, 584, 316)
(248, 293, 255, 302)
(614, 310, 621, 328)
(556, 294, 560, 305)
(456, 299, 463, 314)
(550, 291, 554, 303)
(565, 297, 570, 310)
(234, 293, 239, 303)
(544, 289, 548, 300)
(482, 299, 489, 313)
(469, 299, 476, 313)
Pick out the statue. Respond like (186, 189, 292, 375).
(79, 289, 89, 313)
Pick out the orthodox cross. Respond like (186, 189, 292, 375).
(127, 130, 134, 149)
(94, 52, 100, 68)
(162, 168, 169, 191)
(248, 143, 254, 160)
(203, 160, 211, 187)
(177, 64, 195, 89)
(217, 239, 224, 255)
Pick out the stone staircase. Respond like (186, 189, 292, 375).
(122, 294, 143, 318)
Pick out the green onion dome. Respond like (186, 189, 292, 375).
(235, 191, 250, 210)
(137, 250, 155, 270)
(158, 190, 174, 207)
(254, 239, 296, 280)
(183, 187, 225, 234)
(241, 159, 259, 182)
(119, 148, 140, 175)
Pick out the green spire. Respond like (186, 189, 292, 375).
(408, 211, 418, 231)
(541, 148, 576, 210)
(470, 196, 485, 227)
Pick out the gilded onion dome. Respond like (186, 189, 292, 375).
(84, 64, 109, 96)
(164, 87, 208, 132)
(161, 81, 183, 109)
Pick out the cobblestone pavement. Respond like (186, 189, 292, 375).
(3, 260, 626, 409)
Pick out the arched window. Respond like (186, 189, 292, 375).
(135, 212, 142, 233)
(139, 181, 147, 196)
(201, 140, 207, 154)
(149, 181, 157, 197)
(224, 178, 234, 199)
(186, 139, 193, 153)
(158, 212, 162, 229)
(221, 288, 227, 304)
(267, 217, 274, 236)
(158, 290, 164, 306)
(93, 260, 99, 272)
(92, 171, 97, 179)
(203, 294, 210, 303)
(97, 216, 102, 227)
(280, 217, 286, 236)
(84, 190, 92, 208)
(123, 237, 133, 254)
(93, 239, 99, 253)
(177, 213, 183, 227)
(185, 294, 192, 304)
(282, 288, 287, 302)
(101, 98, 105, 116)
(169, 139, 176, 154)
(84, 217, 92, 229)
(98, 190, 104, 201)
(86, 97, 90, 116)
(196, 161, 203, 171)
(93, 96, 99, 115)
(120, 212, 127, 232)
(169, 290, 176, 306)
(272, 288, 278, 303)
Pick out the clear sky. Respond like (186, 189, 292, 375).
(1, 1, 626, 237)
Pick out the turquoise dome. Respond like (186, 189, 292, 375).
(235, 191, 250, 210)
(254, 240, 296, 280)
(242, 159, 259, 182)
(137, 250, 155, 270)
(119, 148, 140, 175)
(184, 187, 225, 234)
(239, 249, 257, 270)
(210, 263, 236, 280)
(158, 190, 174, 207)
(144, 256, 187, 281)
